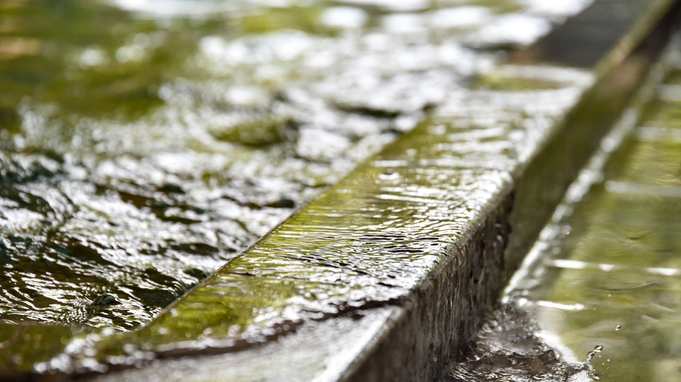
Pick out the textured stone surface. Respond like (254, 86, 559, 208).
(2, 0, 679, 381)
(0, 0, 590, 331)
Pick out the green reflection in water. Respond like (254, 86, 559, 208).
(515, 55, 681, 382)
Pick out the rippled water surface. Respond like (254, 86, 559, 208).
(499, 41, 681, 382)
(0, 0, 593, 329)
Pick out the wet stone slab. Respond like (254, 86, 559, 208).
(89, 166, 512, 350)
(2, 0, 678, 380)
(0, 0, 593, 331)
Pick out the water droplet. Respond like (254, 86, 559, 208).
(586, 345, 603, 363)
(379, 168, 400, 180)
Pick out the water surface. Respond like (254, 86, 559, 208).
(498, 41, 681, 382)
(0, 0, 593, 330)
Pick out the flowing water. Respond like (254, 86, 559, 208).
(450, 36, 681, 382)
(0, 0, 596, 330)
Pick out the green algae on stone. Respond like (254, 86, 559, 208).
(0, 0, 599, 332)
(0, 324, 88, 376)
(236, 6, 325, 35)
(1, 0, 655, 378)
(206, 114, 294, 147)
(473, 73, 565, 91)
(88, 163, 512, 357)
(83, 62, 594, 360)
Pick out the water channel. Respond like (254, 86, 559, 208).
(449, 35, 681, 382)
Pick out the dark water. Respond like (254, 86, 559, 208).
(0, 0, 594, 330)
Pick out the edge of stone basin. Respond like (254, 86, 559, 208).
(3, 2, 681, 381)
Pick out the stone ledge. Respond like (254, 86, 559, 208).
(3, 1, 680, 381)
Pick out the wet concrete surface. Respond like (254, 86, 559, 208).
(0, 0, 592, 331)
(1, 0, 680, 380)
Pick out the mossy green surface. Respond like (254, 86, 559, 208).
(0, 324, 88, 375)
(0, 0, 673, 379)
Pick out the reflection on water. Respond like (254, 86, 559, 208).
(0, 0, 593, 330)
(501, 40, 681, 382)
